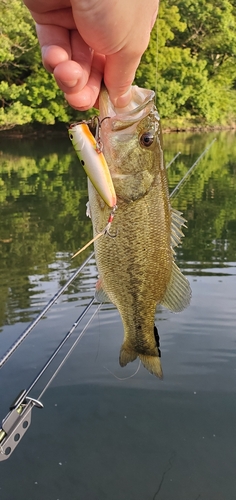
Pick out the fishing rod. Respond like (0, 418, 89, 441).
(0, 300, 102, 461)
(170, 138, 216, 198)
(0, 137, 216, 461)
(0, 251, 95, 370)
(166, 151, 181, 169)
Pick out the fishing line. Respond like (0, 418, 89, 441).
(0, 251, 94, 369)
(93, 302, 102, 363)
(103, 360, 141, 381)
(154, 18, 159, 99)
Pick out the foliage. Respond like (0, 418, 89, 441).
(0, 0, 236, 128)
(0, 0, 91, 129)
(136, 0, 236, 124)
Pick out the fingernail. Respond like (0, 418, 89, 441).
(112, 88, 132, 108)
(63, 79, 78, 88)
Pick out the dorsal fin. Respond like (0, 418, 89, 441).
(170, 208, 187, 249)
(161, 261, 191, 312)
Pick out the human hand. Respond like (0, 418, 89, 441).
(23, 0, 159, 110)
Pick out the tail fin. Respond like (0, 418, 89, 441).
(138, 354, 163, 379)
(119, 345, 163, 379)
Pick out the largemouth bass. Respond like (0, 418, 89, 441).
(88, 86, 191, 378)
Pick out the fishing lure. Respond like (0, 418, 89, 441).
(69, 120, 117, 208)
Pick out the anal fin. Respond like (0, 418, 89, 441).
(161, 261, 191, 312)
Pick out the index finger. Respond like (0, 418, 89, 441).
(103, 51, 142, 108)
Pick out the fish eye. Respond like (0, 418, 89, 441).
(139, 131, 154, 148)
(69, 133, 73, 141)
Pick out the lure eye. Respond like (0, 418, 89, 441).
(139, 132, 154, 148)
(69, 133, 73, 141)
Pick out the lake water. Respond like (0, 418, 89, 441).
(0, 130, 236, 500)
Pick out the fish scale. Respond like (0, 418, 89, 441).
(89, 86, 191, 378)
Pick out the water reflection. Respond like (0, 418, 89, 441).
(1, 131, 236, 326)
(0, 131, 236, 500)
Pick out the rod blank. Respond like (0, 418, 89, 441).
(0, 252, 94, 369)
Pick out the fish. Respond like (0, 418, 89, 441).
(87, 85, 192, 378)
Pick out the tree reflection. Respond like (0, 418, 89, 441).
(0, 136, 93, 327)
(0, 131, 236, 327)
(166, 131, 236, 265)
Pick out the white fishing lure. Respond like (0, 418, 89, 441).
(69, 122, 117, 208)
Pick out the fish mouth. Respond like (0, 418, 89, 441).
(99, 85, 156, 125)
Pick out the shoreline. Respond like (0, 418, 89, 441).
(0, 123, 236, 139)
(163, 125, 236, 134)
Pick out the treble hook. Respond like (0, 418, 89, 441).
(89, 116, 102, 153)
(104, 205, 118, 238)
(89, 115, 111, 154)
(105, 227, 117, 238)
(92, 205, 117, 239)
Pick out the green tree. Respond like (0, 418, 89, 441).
(136, 0, 236, 125)
(171, 0, 236, 74)
(1, 0, 236, 128)
(0, 0, 93, 129)
(0, 0, 37, 128)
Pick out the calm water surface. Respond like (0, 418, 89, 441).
(0, 130, 236, 500)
